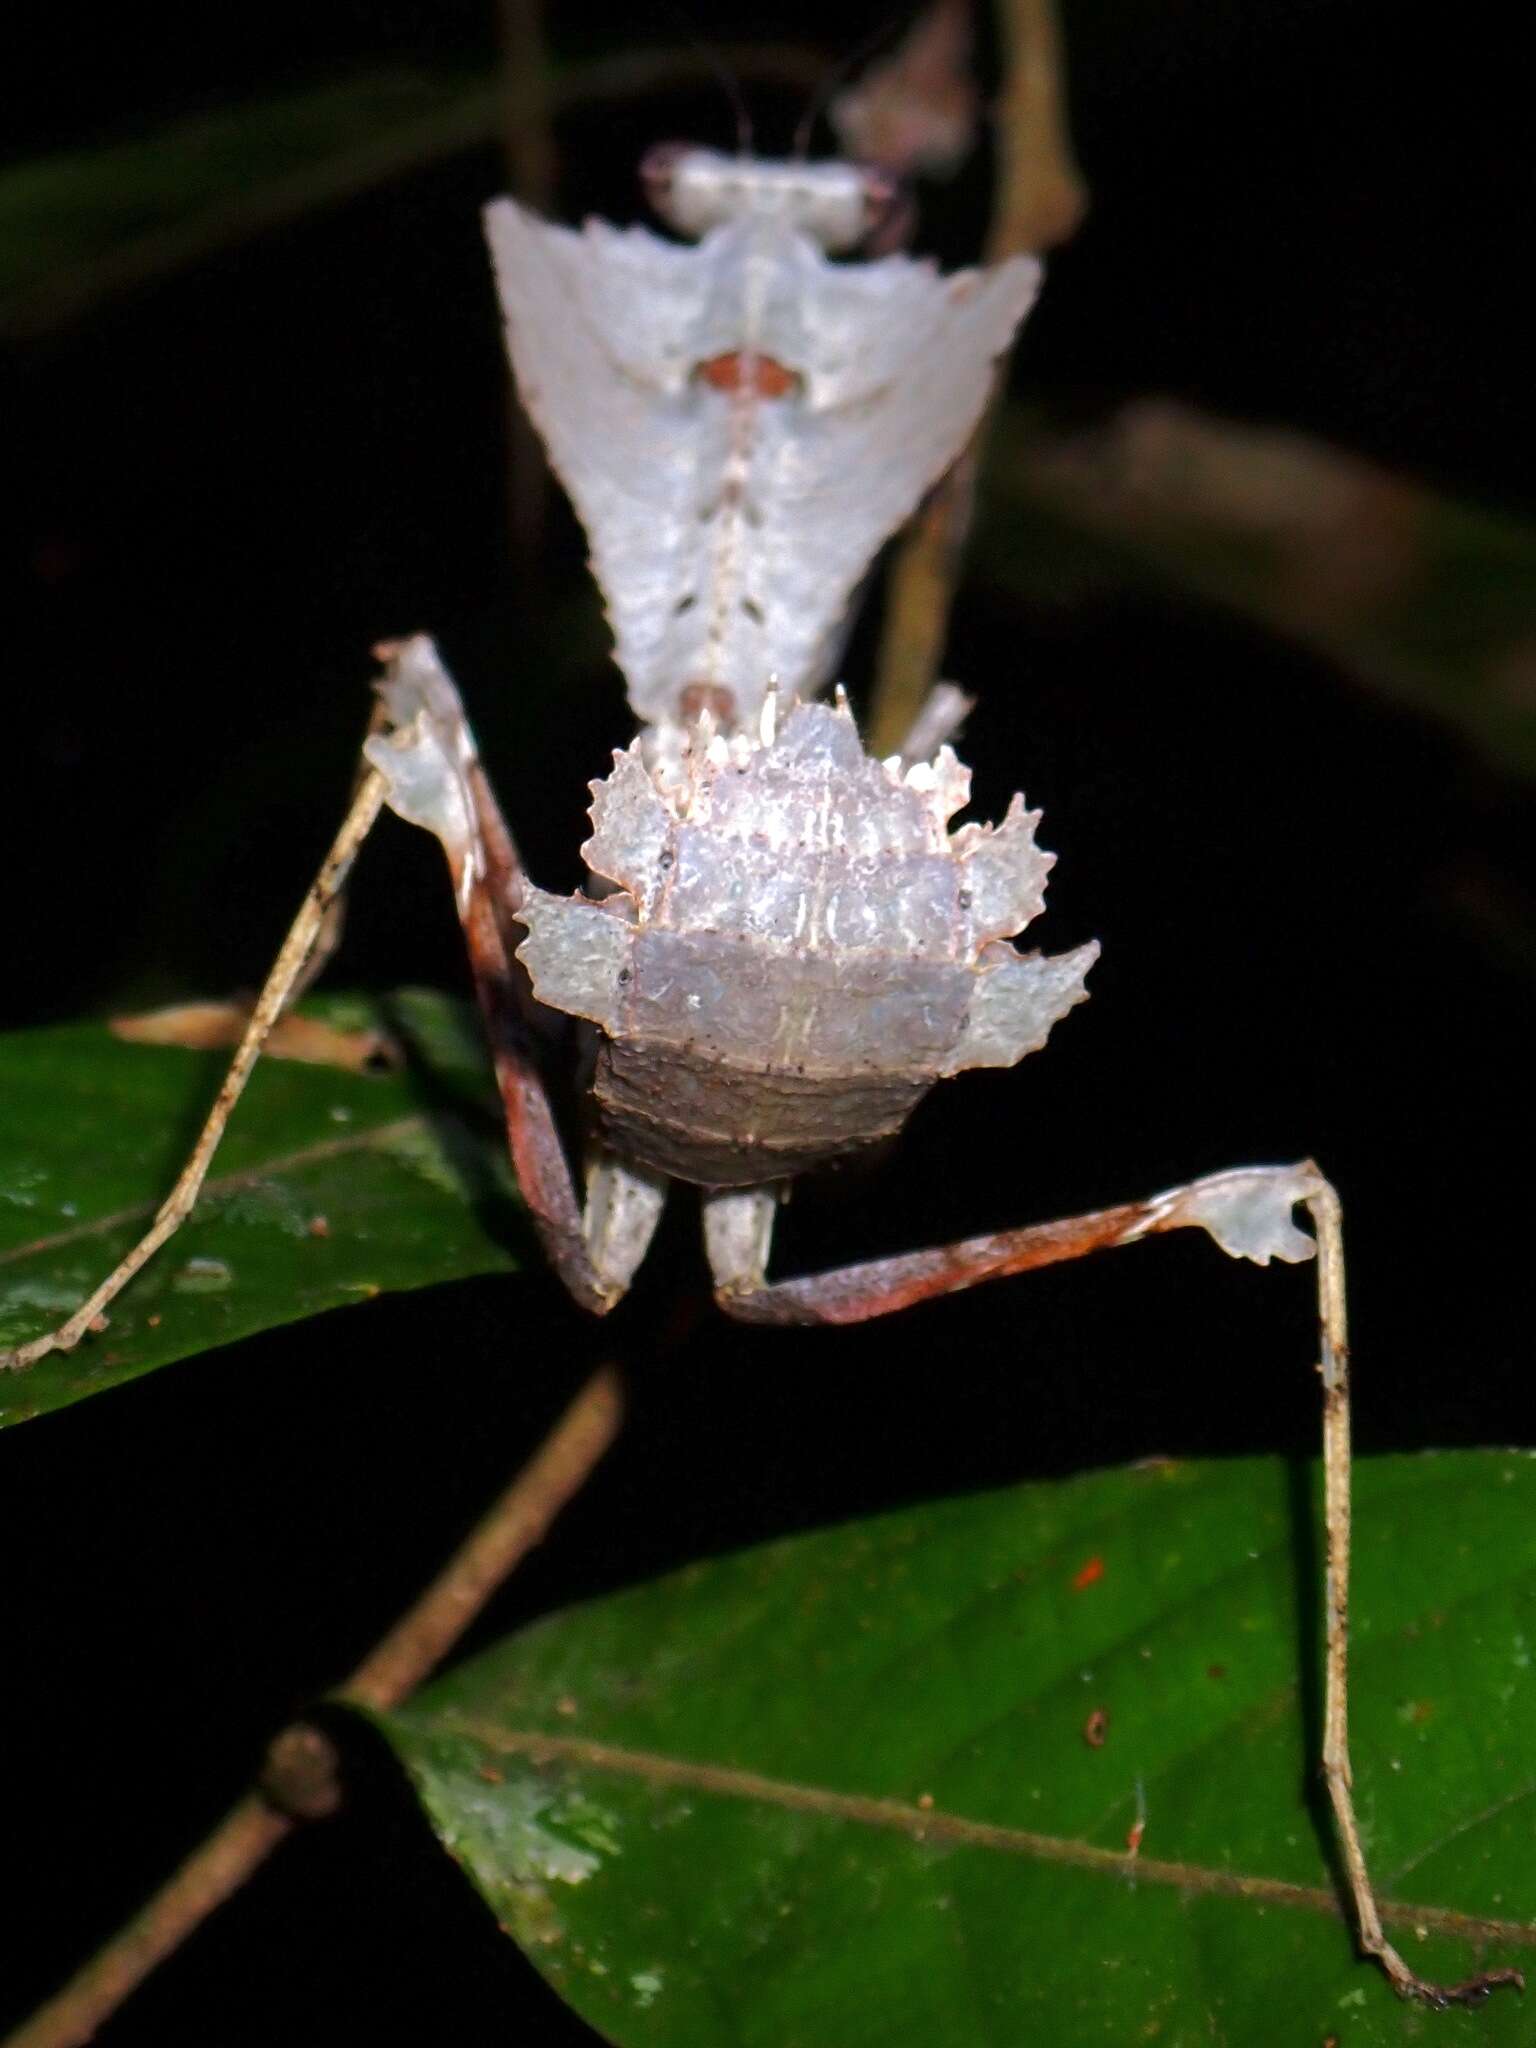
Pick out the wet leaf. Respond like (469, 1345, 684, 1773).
(380, 1453, 1536, 2045)
(0, 990, 521, 1429)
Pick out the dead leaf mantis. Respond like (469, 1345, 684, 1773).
(1, 114, 1520, 2011)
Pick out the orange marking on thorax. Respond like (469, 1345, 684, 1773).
(679, 682, 737, 725)
(696, 351, 800, 400)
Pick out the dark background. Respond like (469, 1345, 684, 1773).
(3, 3, 1532, 2041)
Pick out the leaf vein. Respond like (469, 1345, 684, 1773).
(0, 1115, 428, 1268)
(441, 1716, 1536, 1949)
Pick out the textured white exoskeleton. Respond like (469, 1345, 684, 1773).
(363, 641, 1097, 1192)
(5, 100, 1508, 2020)
(515, 689, 1099, 1186)
(485, 149, 1040, 733)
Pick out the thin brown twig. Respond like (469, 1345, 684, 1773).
(497, 0, 557, 556)
(987, 0, 1088, 258)
(866, 0, 1087, 759)
(498, 0, 556, 211)
(5, 1364, 625, 2048)
(343, 1365, 621, 1711)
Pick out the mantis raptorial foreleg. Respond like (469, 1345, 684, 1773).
(705, 1164, 1523, 2008)
(362, 639, 664, 1313)
(0, 644, 660, 1376)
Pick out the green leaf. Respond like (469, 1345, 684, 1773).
(0, 990, 519, 1429)
(379, 1453, 1536, 2045)
(0, 42, 829, 340)
(0, 69, 503, 338)
(986, 401, 1536, 781)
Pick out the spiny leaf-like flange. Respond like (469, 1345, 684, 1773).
(518, 699, 1098, 1079)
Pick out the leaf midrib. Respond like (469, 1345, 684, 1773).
(0, 1114, 426, 1268)
(432, 1715, 1536, 1949)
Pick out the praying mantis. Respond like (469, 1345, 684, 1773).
(2, 96, 1522, 2024)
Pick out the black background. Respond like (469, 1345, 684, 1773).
(3, 3, 1533, 2041)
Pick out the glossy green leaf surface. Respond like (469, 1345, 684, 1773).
(0, 991, 519, 1429)
(382, 1454, 1536, 2046)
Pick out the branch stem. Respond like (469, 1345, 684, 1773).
(5, 1364, 624, 2048)
(343, 1364, 622, 1712)
(866, 0, 1086, 759)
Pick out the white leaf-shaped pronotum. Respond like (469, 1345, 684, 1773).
(485, 170, 1039, 732)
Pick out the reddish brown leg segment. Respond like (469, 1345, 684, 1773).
(708, 1164, 1523, 2008)
(365, 638, 662, 1314)
(0, 640, 653, 1370)
(456, 882, 652, 1316)
(712, 1187, 1166, 1325)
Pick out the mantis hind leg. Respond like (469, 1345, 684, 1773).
(705, 1163, 1522, 2008)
